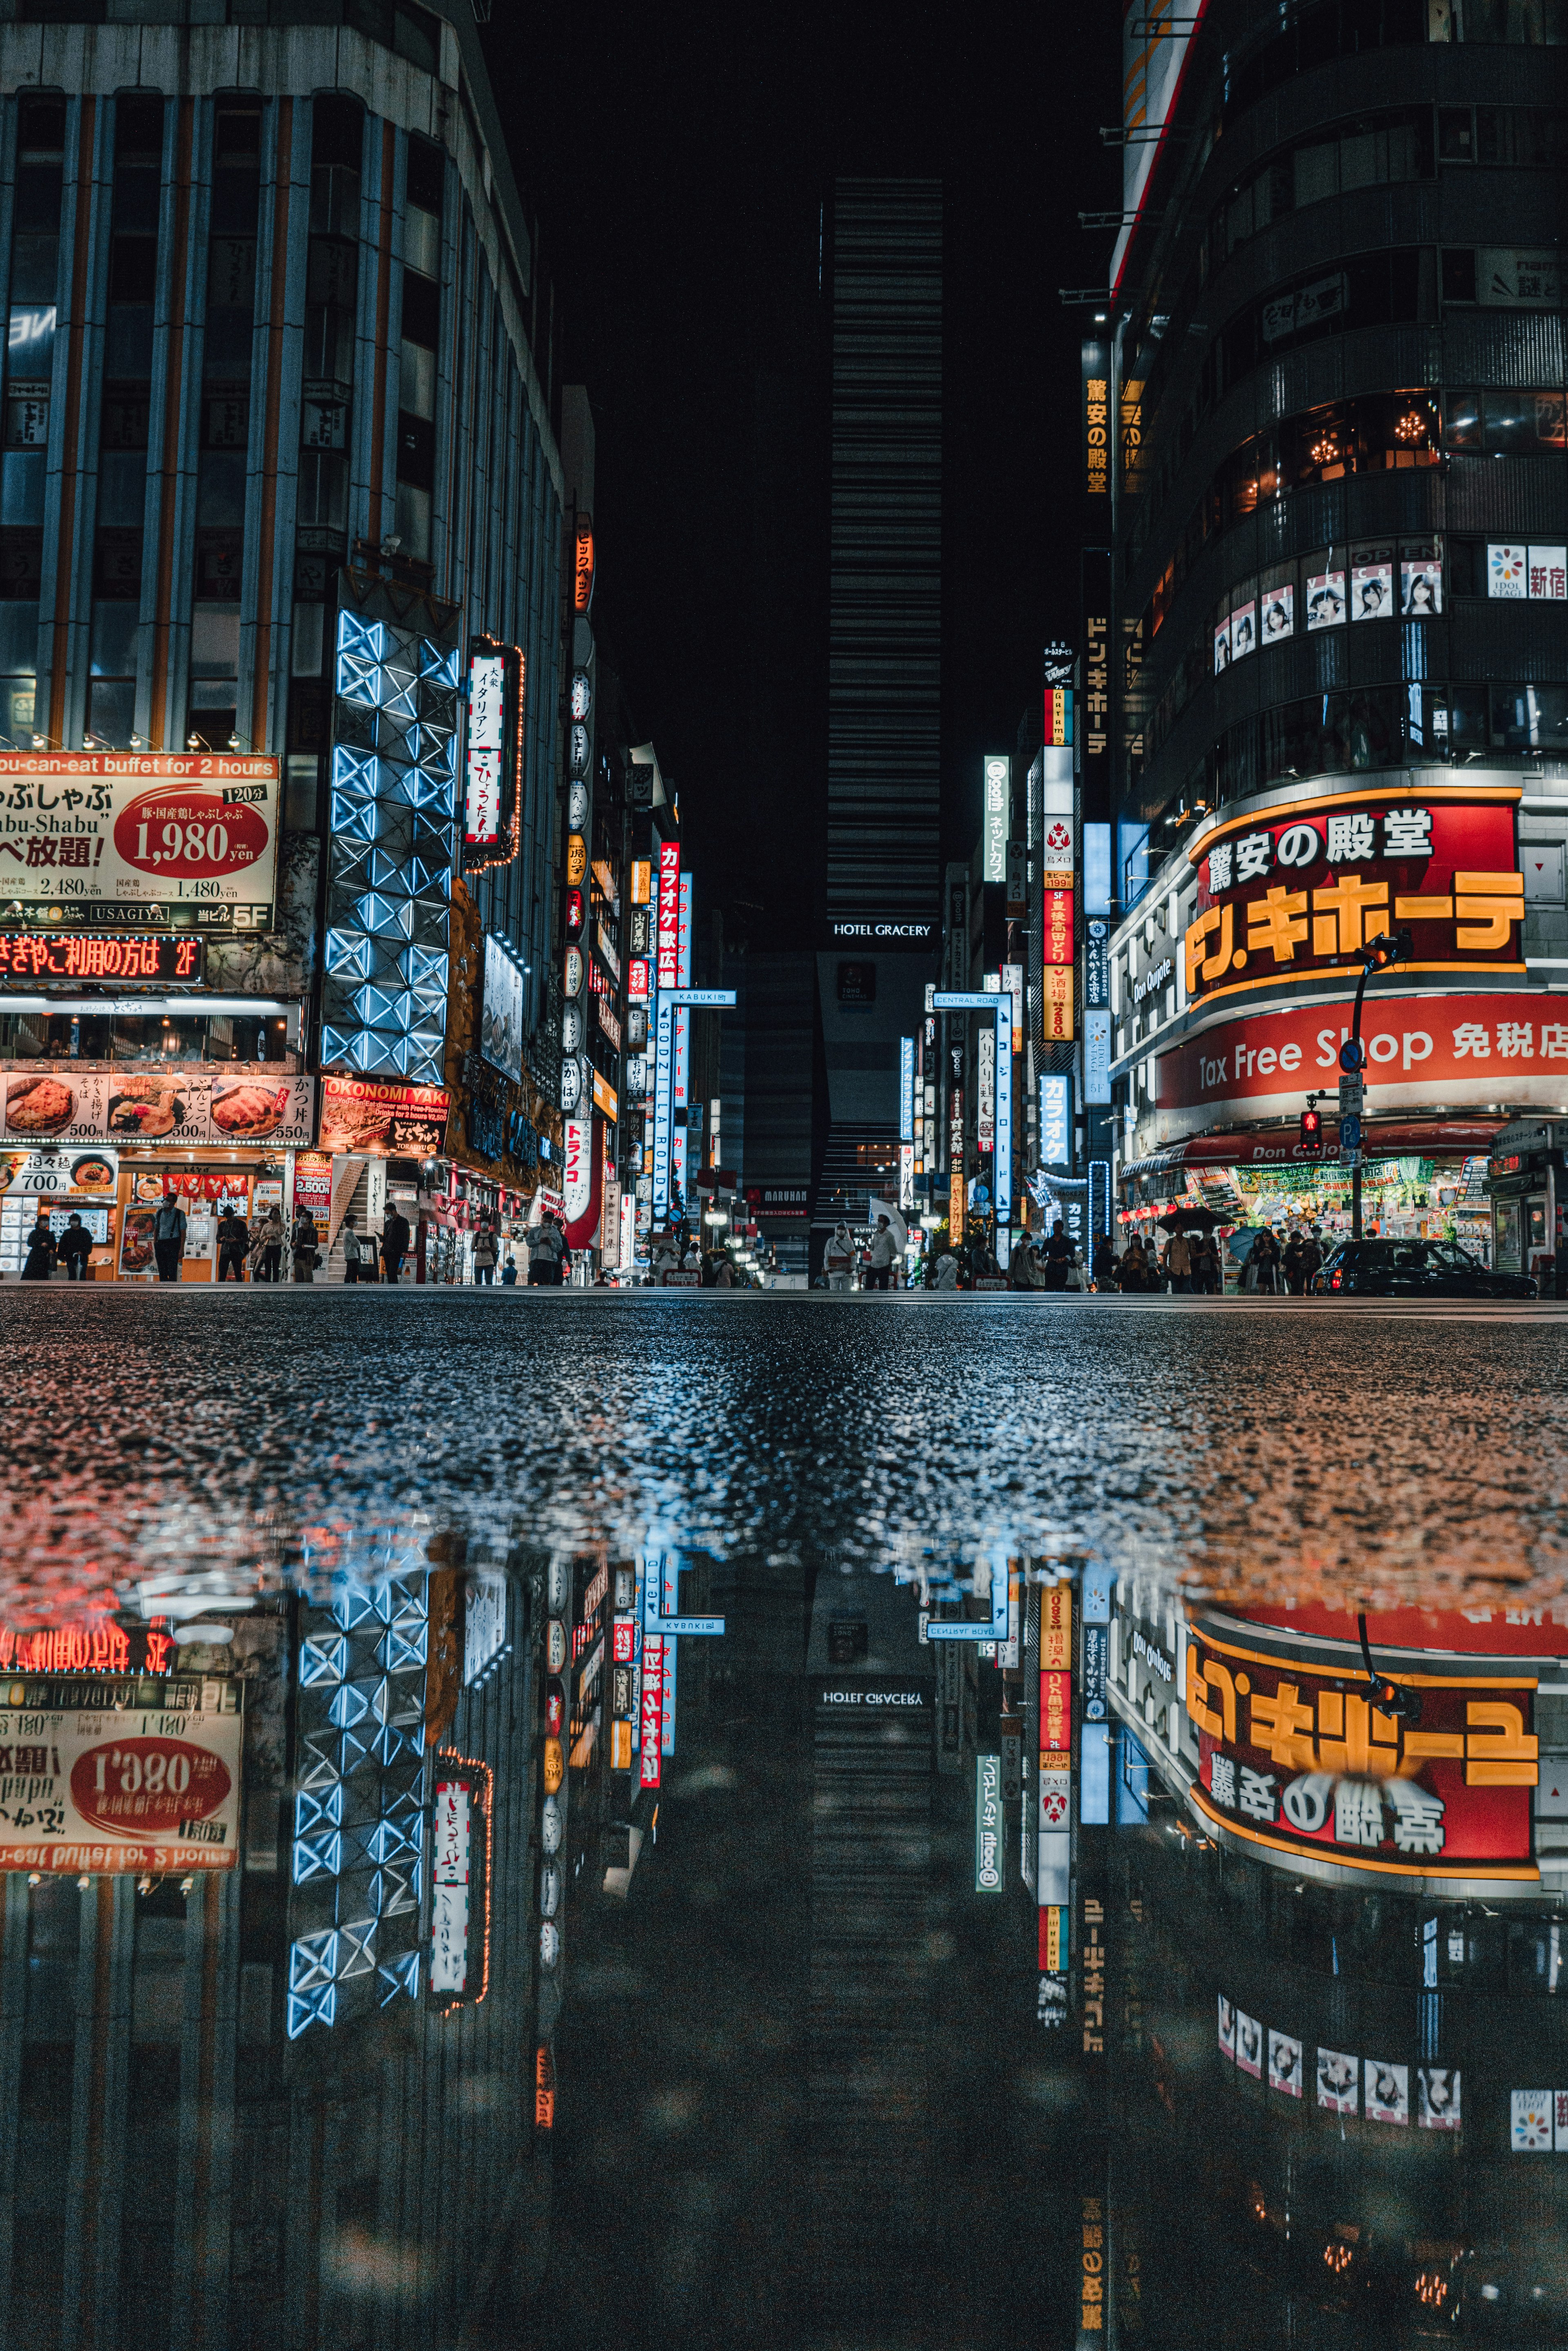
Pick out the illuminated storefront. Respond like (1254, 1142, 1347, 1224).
(1111, 775, 1568, 1259)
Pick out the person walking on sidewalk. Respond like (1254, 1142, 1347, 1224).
(472, 1224, 498, 1286)
(340, 1217, 367, 1284)
(866, 1214, 898, 1291)
(825, 1222, 856, 1291)
(21, 1212, 57, 1281)
(152, 1194, 186, 1284)
(216, 1202, 249, 1283)
(252, 1207, 284, 1284)
(381, 1205, 411, 1285)
(56, 1213, 93, 1282)
(1165, 1230, 1193, 1295)
(291, 1206, 319, 1283)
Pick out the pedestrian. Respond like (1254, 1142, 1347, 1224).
(1042, 1219, 1073, 1292)
(500, 1248, 519, 1287)
(216, 1200, 249, 1283)
(381, 1203, 412, 1286)
(1283, 1231, 1307, 1295)
(56, 1212, 93, 1282)
(528, 1213, 565, 1287)
(713, 1252, 734, 1289)
(1119, 1237, 1151, 1292)
(291, 1204, 319, 1283)
(1300, 1229, 1323, 1291)
(252, 1206, 284, 1284)
(340, 1216, 364, 1284)
(681, 1237, 702, 1275)
(933, 1249, 960, 1290)
(1165, 1229, 1193, 1294)
(21, 1211, 57, 1281)
(1192, 1234, 1221, 1295)
(649, 1228, 680, 1285)
(1091, 1233, 1118, 1291)
(825, 1221, 855, 1291)
(866, 1213, 898, 1291)
(1252, 1226, 1282, 1295)
(472, 1223, 498, 1286)
(152, 1192, 187, 1283)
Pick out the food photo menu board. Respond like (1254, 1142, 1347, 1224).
(0, 1071, 315, 1147)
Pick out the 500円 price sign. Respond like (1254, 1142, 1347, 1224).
(0, 1671, 243, 1872)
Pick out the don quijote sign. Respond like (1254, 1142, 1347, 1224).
(1184, 786, 1523, 1012)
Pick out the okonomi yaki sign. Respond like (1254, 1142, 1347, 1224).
(0, 752, 280, 927)
(0, 1671, 244, 1872)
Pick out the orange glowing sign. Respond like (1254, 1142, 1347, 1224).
(574, 513, 595, 614)
(1042, 1586, 1074, 1669)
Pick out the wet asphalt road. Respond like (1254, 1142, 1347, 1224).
(6, 1285, 1568, 1625)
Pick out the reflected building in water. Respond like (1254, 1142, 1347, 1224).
(1106, 1583, 1568, 2342)
(0, 1553, 547, 2351)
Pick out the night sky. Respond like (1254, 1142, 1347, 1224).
(488, 4, 1120, 948)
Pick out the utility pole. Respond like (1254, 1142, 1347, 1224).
(1341, 929, 1412, 1240)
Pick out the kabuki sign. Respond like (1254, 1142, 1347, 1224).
(1185, 786, 1523, 1010)
(0, 1672, 243, 1873)
(1186, 1633, 1539, 1881)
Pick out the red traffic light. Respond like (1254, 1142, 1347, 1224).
(1300, 1107, 1323, 1157)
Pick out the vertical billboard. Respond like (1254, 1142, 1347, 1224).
(1112, 1, 1210, 299)
(464, 637, 522, 871)
(983, 757, 1009, 882)
(1082, 339, 1111, 501)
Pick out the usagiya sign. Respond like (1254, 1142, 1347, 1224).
(1183, 784, 1523, 1011)
(1186, 1628, 1539, 1880)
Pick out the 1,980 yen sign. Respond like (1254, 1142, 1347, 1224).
(0, 752, 280, 926)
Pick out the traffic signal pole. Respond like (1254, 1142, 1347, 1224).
(1344, 931, 1412, 1241)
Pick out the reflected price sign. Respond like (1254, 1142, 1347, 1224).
(1187, 1630, 1539, 1879)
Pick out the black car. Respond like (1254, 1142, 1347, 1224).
(1311, 1238, 1537, 1299)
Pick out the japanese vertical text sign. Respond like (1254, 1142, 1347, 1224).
(1186, 1631, 1538, 1878)
(1082, 339, 1110, 499)
(656, 841, 682, 992)
(983, 757, 1009, 883)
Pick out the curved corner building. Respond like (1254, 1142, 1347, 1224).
(1108, 1578, 1568, 2342)
(1104, 0, 1568, 1269)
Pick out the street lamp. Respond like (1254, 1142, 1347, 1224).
(1341, 928, 1412, 1239)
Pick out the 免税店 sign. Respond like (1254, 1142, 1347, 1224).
(1158, 993, 1568, 1117)
(1185, 787, 1523, 1010)
(1186, 1633, 1538, 1879)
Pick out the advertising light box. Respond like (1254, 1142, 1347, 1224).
(1187, 1631, 1538, 1879)
(0, 753, 280, 927)
(1, 1070, 315, 1147)
(0, 1671, 243, 1872)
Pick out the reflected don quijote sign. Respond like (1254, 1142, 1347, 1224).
(0, 752, 280, 927)
(0, 1672, 244, 1872)
(1187, 1633, 1539, 1879)
(1184, 787, 1523, 1010)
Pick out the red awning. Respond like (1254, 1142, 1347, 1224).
(1121, 1119, 1506, 1181)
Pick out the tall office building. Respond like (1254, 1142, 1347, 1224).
(813, 181, 942, 1250)
(826, 178, 942, 927)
